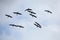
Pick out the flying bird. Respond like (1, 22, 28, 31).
(9, 24, 24, 28)
(15, 25, 24, 28)
(28, 10, 36, 14)
(9, 24, 16, 26)
(44, 10, 52, 14)
(34, 22, 41, 28)
(29, 14, 37, 18)
(5, 14, 12, 18)
(25, 8, 36, 14)
(13, 12, 22, 15)
(25, 8, 32, 11)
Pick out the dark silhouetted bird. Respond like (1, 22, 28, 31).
(28, 10, 36, 14)
(9, 24, 24, 28)
(29, 14, 37, 18)
(34, 22, 41, 28)
(44, 10, 52, 14)
(25, 8, 36, 14)
(25, 8, 32, 11)
(13, 12, 22, 15)
(5, 14, 12, 18)
(9, 24, 16, 26)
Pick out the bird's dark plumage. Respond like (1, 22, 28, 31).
(44, 10, 52, 14)
(5, 14, 12, 18)
(9, 24, 24, 28)
(29, 14, 37, 18)
(13, 12, 22, 15)
(34, 22, 41, 28)
(25, 8, 32, 11)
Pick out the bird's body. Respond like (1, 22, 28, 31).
(25, 8, 32, 11)
(9, 24, 16, 26)
(44, 10, 52, 14)
(34, 22, 41, 28)
(25, 8, 36, 14)
(28, 10, 36, 14)
(9, 24, 24, 28)
(13, 12, 22, 15)
(5, 14, 12, 18)
(29, 14, 37, 18)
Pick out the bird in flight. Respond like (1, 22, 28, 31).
(9, 24, 16, 26)
(5, 14, 13, 18)
(9, 24, 24, 28)
(25, 8, 36, 14)
(34, 22, 41, 28)
(25, 8, 32, 11)
(13, 12, 22, 15)
(28, 10, 36, 14)
(44, 10, 52, 14)
(29, 14, 37, 18)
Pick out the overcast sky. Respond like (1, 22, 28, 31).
(0, 0, 60, 40)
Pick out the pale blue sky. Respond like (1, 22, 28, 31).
(0, 0, 60, 40)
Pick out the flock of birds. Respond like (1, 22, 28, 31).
(5, 8, 52, 29)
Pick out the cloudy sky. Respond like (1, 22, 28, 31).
(0, 0, 60, 40)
